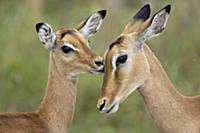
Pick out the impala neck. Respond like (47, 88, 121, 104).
(37, 52, 77, 133)
(138, 44, 192, 131)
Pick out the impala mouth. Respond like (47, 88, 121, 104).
(89, 67, 104, 74)
(105, 102, 119, 114)
(98, 67, 105, 73)
(97, 100, 119, 114)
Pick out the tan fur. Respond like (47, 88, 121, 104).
(98, 11, 200, 133)
(0, 21, 102, 132)
(122, 19, 150, 34)
(139, 45, 200, 133)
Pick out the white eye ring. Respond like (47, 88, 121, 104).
(112, 52, 127, 69)
(112, 55, 117, 70)
(62, 43, 79, 52)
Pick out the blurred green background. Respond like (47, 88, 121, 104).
(0, 0, 200, 132)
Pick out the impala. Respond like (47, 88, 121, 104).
(97, 4, 200, 133)
(0, 10, 106, 133)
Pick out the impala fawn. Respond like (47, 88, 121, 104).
(0, 10, 106, 133)
(97, 4, 200, 133)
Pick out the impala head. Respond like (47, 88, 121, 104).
(35, 10, 107, 77)
(97, 4, 171, 114)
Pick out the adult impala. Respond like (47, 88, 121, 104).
(0, 10, 106, 133)
(97, 4, 200, 133)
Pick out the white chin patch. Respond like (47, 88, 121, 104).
(66, 73, 78, 79)
(108, 103, 119, 114)
(99, 101, 120, 114)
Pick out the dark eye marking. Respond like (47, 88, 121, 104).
(60, 29, 86, 45)
(61, 45, 74, 54)
(109, 36, 124, 49)
(116, 55, 128, 66)
(109, 40, 120, 49)
(61, 29, 76, 39)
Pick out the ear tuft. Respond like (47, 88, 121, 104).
(133, 4, 151, 21)
(97, 10, 107, 19)
(164, 4, 171, 14)
(35, 22, 44, 33)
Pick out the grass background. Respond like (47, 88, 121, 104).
(0, 0, 200, 132)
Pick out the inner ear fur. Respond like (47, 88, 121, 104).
(79, 10, 106, 29)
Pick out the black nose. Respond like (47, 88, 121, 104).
(94, 61, 104, 67)
(98, 99, 106, 111)
(94, 61, 104, 73)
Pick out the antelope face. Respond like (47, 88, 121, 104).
(35, 10, 107, 78)
(97, 34, 150, 114)
(97, 4, 171, 114)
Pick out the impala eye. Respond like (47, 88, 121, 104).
(61, 45, 75, 54)
(116, 55, 128, 66)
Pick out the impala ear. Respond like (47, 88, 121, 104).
(35, 22, 56, 50)
(141, 5, 171, 40)
(123, 4, 151, 34)
(77, 10, 107, 37)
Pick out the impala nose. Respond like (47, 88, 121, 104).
(95, 61, 103, 67)
(97, 98, 107, 111)
(97, 97, 119, 114)
(94, 60, 104, 73)
(97, 99, 106, 111)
